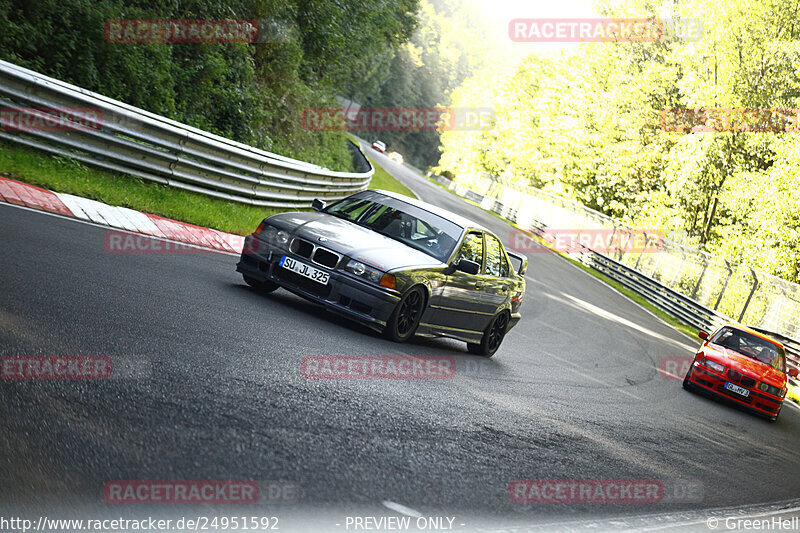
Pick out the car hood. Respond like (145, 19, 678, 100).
(267, 211, 445, 271)
(704, 344, 787, 386)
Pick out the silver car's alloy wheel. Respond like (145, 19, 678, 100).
(468, 312, 509, 358)
(385, 287, 425, 342)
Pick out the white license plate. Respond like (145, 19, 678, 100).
(725, 382, 750, 397)
(279, 256, 329, 285)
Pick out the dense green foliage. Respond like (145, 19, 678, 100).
(0, 0, 418, 170)
(5, 0, 795, 286)
(346, 0, 503, 168)
(437, 0, 800, 283)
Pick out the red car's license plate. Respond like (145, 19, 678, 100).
(725, 382, 750, 397)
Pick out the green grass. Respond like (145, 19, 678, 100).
(345, 134, 415, 198)
(426, 175, 701, 340)
(0, 139, 417, 234)
(0, 139, 288, 234)
(364, 154, 416, 198)
(787, 382, 800, 406)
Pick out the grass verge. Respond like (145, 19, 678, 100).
(0, 139, 415, 234)
(345, 135, 415, 198)
(426, 175, 701, 340)
(0, 139, 286, 234)
(363, 154, 416, 198)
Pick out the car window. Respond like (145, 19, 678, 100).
(327, 196, 374, 221)
(710, 327, 785, 371)
(485, 233, 509, 277)
(413, 218, 435, 238)
(457, 232, 484, 270)
(363, 203, 393, 225)
(323, 191, 463, 262)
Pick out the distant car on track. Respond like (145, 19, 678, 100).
(683, 324, 799, 421)
(236, 190, 527, 356)
(371, 140, 386, 152)
(387, 151, 404, 165)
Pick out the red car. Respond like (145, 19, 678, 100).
(683, 324, 799, 421)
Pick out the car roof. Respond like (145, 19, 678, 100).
(716, 323, 786, 350)
(366, 189, 490, 233)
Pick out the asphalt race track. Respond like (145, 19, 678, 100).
(2, 150, 800, 531)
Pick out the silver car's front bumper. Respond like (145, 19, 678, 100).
(236, 234, 401, 330)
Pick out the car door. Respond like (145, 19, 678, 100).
(478, 232, 513, 313)
(433, 231, 495, 333)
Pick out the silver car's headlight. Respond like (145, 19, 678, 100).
(259, 224, 289, 249)
(345, 259, 384, 283)
(343, 259, 397, 289)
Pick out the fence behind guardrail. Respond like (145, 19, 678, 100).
(431, 173, 800, 370)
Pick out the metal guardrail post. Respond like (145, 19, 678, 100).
(633, 230, 649, 270)
(738, 267, 759, 322)
(616, 228, 634, 262)
(691, 258, 708, 300)
(669, 249, 687, 288)
(649, 246, 665, 280)
(713, 260, 733, 311)
(608, 224, 619, 260)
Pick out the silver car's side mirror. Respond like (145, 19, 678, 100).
(507, 251, 528, 276)
(452, 258, 480, 275)
(312, 198, 326, 211)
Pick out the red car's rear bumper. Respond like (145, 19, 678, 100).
(687, 363, 783, 417)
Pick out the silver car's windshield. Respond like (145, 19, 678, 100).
(325, 192, 463, 262)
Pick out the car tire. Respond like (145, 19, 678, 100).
(768, 405, 781, 422)
(682, 370, 695, 391)
(243, 275, 279, 294)
(384, 286, 426, 343)
(467, 311, 509, 358)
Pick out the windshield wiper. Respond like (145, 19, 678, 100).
(324, 210, 353, 221)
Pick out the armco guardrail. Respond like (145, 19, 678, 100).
(430, 173, 800, 370)
(0, 60, 373, 208)
(465, 174, 800, 341)
(588, 253, 798, 370)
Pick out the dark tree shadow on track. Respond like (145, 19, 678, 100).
(227, 281, 488, 356)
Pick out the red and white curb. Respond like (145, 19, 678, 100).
(0, 176, 244, 254)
